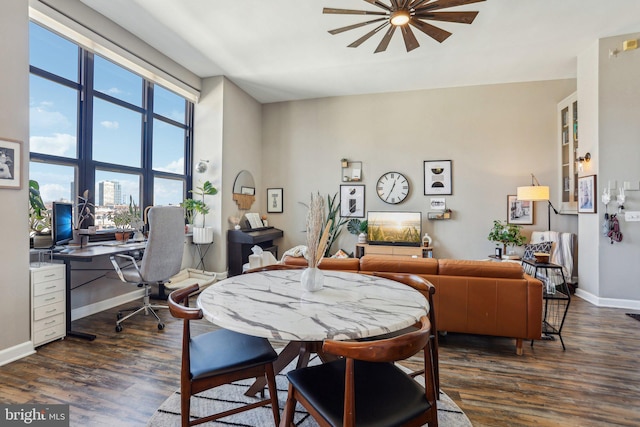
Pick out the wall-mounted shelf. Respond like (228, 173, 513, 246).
(427, 210, 452, 220)
(341, 160, 363, 182)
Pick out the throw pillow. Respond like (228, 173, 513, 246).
(523, 242, 552, 259)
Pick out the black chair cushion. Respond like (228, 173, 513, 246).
(190, 329, 277, 380)
(287, 359, 431, 427)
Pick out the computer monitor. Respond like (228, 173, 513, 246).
(52, 202, 74, 246)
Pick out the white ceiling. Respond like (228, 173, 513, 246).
(80, 0, 640, 104)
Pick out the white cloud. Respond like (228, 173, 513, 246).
(29, 104, 71, 130)
(101, 120, 120, 129)
(106, 87, 123, 95)
(30, 133, 76, 157)
(155, 157, 184, 174)
(40, 182, 71, 204)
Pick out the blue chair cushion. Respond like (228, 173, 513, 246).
(287, 359, 432, 427)
(190, 329, 277, 380)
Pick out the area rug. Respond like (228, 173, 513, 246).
(147, 355, 472, 427)
(626, 313, 640, 322)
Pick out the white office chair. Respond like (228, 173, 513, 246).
(109, 205, 185, 332)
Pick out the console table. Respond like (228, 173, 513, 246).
(227, 227, 283, 276)
(355, 243, 433, 258)
(522, 259, 571, 350)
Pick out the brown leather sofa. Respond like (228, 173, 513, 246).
(282, 254, 543, 355)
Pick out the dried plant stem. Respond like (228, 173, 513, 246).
(306, 193, 326, 268)
(315, 219, 332, 267)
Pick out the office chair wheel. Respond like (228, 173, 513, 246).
(158, 323, 165, 330)
(115, 324, 123, 332)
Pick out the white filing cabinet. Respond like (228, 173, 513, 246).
(30, 263, 66, 347)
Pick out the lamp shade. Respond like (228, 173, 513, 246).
(517, 185, 549, 201)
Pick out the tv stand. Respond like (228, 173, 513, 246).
(355, 243, 433, 259)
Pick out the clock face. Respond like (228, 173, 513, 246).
(376, 172, 410, 204)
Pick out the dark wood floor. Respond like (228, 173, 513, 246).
(1, 295, 639, 426)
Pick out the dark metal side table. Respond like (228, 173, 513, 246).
(522, 259, 571, 350)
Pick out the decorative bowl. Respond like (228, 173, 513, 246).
(534, 252, 550, 263)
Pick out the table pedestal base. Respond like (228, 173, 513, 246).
(245, 340, 335, 397)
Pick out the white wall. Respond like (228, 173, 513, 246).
(577, 32, 640, 307)
(194, 77, 263, 273)
(0, 0, 31, 365)
(262, 80, 578, 260)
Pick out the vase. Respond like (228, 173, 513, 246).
(300, 267, 324, 292)
(193, 226, 214, 244)
(358, 232, 367, 244)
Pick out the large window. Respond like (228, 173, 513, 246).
(29, 22, 193, 229)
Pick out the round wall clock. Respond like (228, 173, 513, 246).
(376, 172, 410, 204)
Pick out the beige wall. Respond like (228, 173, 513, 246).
(0, 0, 31, 365)
(261, 80, 578, 260)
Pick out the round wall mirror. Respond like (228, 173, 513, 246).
(232, 170, 256, 210)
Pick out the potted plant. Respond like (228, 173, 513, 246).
(488, 220, 526, 257)
(347, 218, 368, 244)
(109, 209, 134, 240)
(189, 180, 218, 244)
(29, 179, 52, 248)
(180, 198, 204, 233)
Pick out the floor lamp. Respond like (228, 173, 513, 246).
(517, 174, 559, 231)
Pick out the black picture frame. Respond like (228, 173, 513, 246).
(424, 160, 452, 195)
(340, 184, 365, 218)
(267, 188, 283, 213)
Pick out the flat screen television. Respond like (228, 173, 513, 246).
(52, 202, 74, 246)
(367, 211, 422, 247)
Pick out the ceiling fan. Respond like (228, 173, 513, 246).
(323, 0, 486, 53)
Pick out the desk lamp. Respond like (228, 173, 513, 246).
(517, 173, 559, 231)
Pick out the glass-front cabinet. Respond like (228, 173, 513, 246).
(558, 92, 578, 214)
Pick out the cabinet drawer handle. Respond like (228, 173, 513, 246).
(45, 320, 56, 325)
(44, 331, 56, 337)
(44, 274, 56, 278)
(45, 309, 57, 314)
(45, 297, 56, 302)
(45, 285, 57, 289)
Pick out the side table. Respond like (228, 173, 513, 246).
(522, 259, 571, 350)
(193, 242, 212, 271)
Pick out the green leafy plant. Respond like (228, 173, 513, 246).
(323, 192, 348, 257)
(109, 209, 134, 230)
(488, 220, 526, 251)
(29, 179, 50, 235)
(347, 218, 368, 235)
(189, 180, 218, 227)
(180, 198, 204, 225)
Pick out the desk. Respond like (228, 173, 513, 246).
(53, 241, 147, 340)
(197, 269, 427, 395)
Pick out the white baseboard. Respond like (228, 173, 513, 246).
(71, 289, 145, 321)
(0, 341, 36, 367)
(575, 289, 640, 310)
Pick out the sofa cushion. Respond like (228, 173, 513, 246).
(437, 259, 524, 279)
(359, 255, 438, 275)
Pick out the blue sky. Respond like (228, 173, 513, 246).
(29, 22, 187, 207)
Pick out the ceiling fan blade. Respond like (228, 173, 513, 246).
(374, 25, 397, 53)
(414, 11, 480, 24)
(415, 0, 486, 12)
(348, 22, 389, 48)
(362, 0, 393, 11)
(323, 7, 387, 16)
(409, 18, 452, 43)
(328, 17, 388, 35)
(400, 26, 420, 52)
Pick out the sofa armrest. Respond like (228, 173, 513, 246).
(525, 273, 543, 339)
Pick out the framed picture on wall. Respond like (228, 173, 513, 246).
(424, 160, 452, 195)
(578, 175, 597, 214)
(0, 138, 22, 190)
(507, 195, 534, 225)
(267, 188, 283, 213)
(340, 184, 365, 218)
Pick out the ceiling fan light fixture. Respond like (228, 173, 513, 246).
(390, 10, 410, 26)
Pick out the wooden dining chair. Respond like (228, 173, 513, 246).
(372, 272, 440, 395)
(244, 263, 304, 274)
(280, 316, 438, 427)
(167, 284, 280, 427)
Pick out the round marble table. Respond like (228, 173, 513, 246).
(197, 269, 428, 396)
